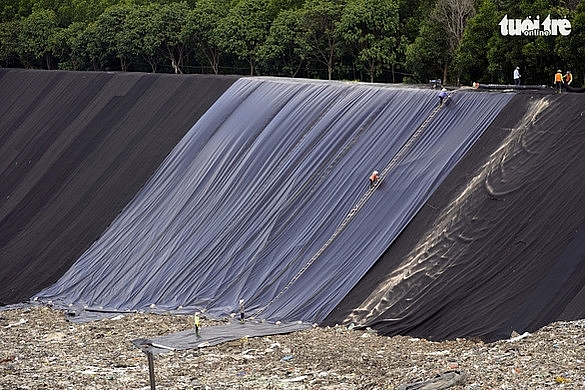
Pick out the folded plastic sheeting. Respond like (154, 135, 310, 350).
(133, 320, 312, 354)
(35, 78, 512, 324)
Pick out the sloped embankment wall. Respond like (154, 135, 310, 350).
(35, 77, 512, 328)
(325, 92, 585, 341)
(5, 70, 584, 342)
(0, 69, 240, 305)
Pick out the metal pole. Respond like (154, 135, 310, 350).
(146, 350, 156, 390)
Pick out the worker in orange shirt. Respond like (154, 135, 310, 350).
(554, 70, 563, 93)
(565, 71, 573, 85)
(369, 170, 379, 187)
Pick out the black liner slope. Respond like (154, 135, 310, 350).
(2, 70, 585, 342)
(324, 93, 585, 341)
(0, 69, 240, 305)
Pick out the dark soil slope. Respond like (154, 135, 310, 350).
(0, 69, 240, 305)
(324, 92, 585, 341)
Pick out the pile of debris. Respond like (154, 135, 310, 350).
(1, 306, 583, 389)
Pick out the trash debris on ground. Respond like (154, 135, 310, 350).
(0, 306, 584, 389)
(396, 370, 466, 389)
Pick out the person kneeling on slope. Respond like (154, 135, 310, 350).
(369, 170, 379, 187)
(438, 88, 449, 106)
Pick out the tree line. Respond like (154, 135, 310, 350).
(0, 0, 583, 86)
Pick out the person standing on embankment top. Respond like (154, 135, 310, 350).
(555, 70, 564, 93)
(565, 71, 573, 85)
(513, 67, 521, 85)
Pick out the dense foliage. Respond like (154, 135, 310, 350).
(0, 0, 582, 85)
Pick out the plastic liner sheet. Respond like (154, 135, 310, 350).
(133, 320, 312, 354)
(35, 78, 512, 325)
(563, 83, 585, 93)
(0, 69, 239, 305)
(333, 94, 585, 341)
(474, 83, 548, 91)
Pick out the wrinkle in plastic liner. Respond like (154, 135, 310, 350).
(35, 78, 512, 324)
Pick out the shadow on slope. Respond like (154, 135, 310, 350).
(324, 93, 585, 341)
(0, 69, 240, 305)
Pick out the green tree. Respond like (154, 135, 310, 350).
(389, 0, 433, 83)
(67, 0, 121, 23)
(260, 7, 306, 77)
(456, 0, 499, 84)
(182, 0, 230, 74)
(0, 0, 34, 22)
(397, 0, 434, 43)
(85, 4, 133, 71)
(115, 13, 140, 70)
(0, 20, 20, 67)
(523, 36, 557, 85)
(430, 0, 476, 84)
(217, 0, 276, 75)
(124, 5, 162, 72)
(485, 33, 523, 84)
(17, 9, 59, 69)
(299, 0, 345, 80)
(77, 22, 101, 70)
(156, 2, 189, 74)
(338, 0, 399, 82)
(51, 20, 87, 69)
(405, 18, 451, 84)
